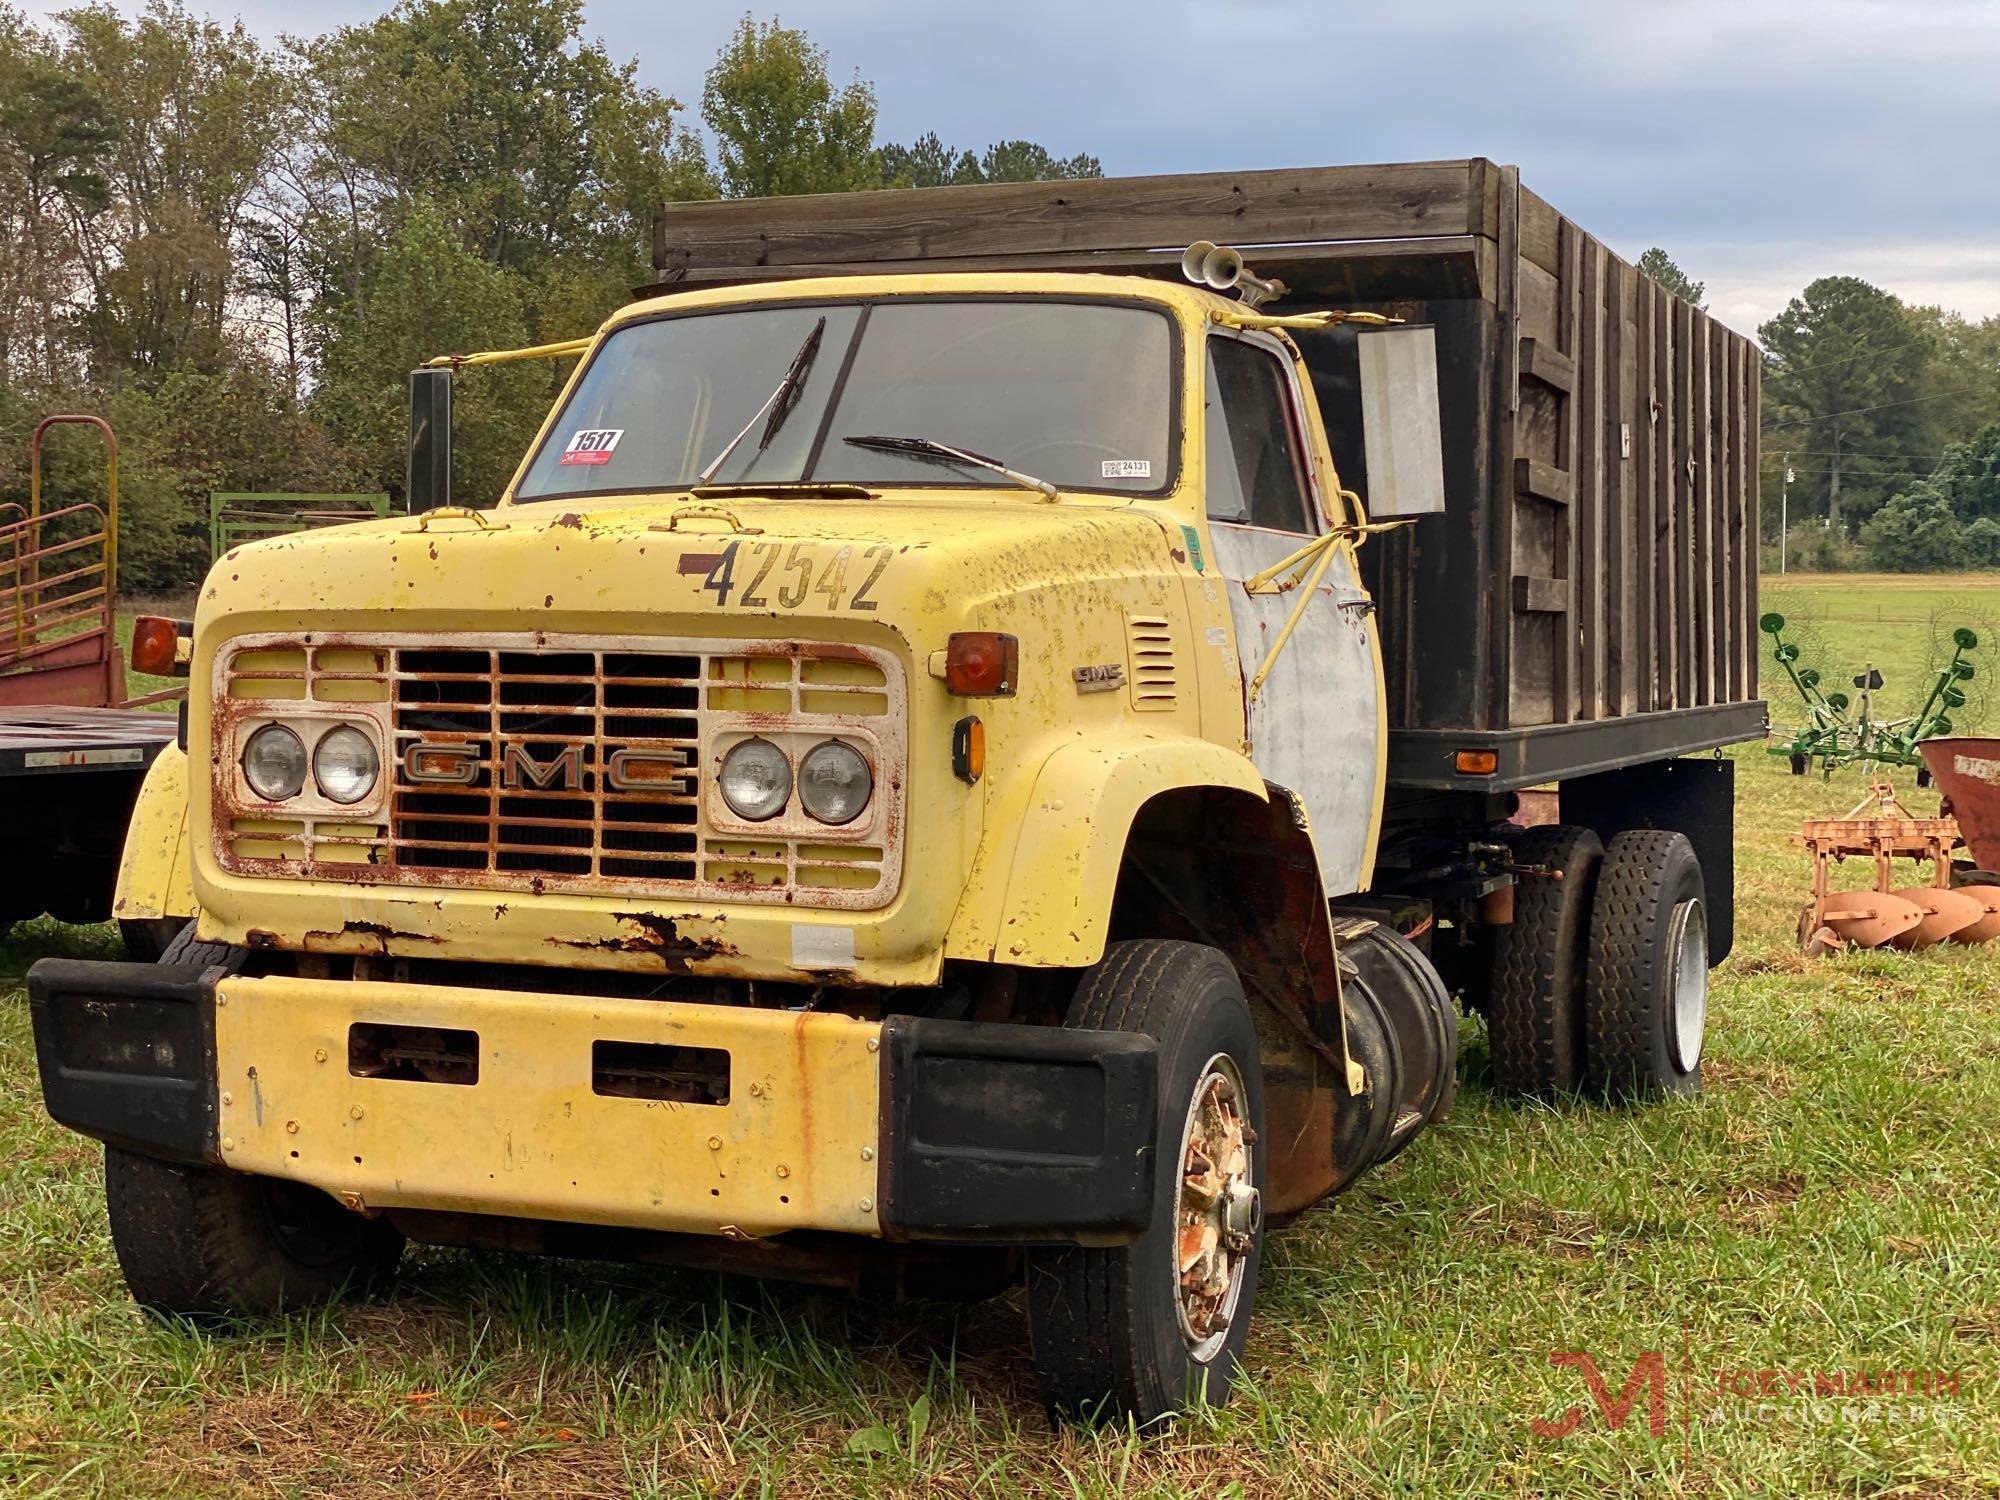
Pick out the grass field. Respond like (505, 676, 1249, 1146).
(3, 580, 1998, 1496)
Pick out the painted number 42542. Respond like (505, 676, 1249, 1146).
(700, 540, 891, 611)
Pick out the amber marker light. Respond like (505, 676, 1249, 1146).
(131, 615, 190, 677)
(952, 716, 985, 784)
(1454, 749, 1499, 775)
(944, 632, 1018, 697)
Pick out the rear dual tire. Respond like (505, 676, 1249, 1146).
(1584, 831, 1706, 1099)
(1489, 825, 1601, 1095)
(1488, 825, 1707, 1101)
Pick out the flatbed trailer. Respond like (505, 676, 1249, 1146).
(0, 707, 176, 928)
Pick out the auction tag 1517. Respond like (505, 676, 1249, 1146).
(558, 428, 624, 466)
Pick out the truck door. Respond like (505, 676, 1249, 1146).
(1201, 328, 1383, 896)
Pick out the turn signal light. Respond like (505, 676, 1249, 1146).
(952, 715, 985, 783)
(1454, 749, 1499, 775)
(131, 615, 191, 677)
(944, 632, 1017, 697)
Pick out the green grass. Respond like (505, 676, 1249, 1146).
(3, 580, 1998, 1496)
(1760, 572, 2000, 730)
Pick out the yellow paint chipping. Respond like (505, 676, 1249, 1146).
(213, 974, 885, 1238)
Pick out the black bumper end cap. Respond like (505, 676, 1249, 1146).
(27, 957, 221, 1165)
(879, 1015, 1159, 1244)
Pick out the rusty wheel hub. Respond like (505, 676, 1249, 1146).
(1174, 1055, 1258, 1359)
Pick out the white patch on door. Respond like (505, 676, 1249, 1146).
(1206, 524, 1381, 896)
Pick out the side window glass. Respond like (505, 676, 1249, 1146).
(1204, 338, 1313, 533)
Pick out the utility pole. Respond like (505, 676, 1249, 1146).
(1781, 454, 1792, 574)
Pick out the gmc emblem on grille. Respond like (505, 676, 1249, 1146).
(402, 741, 690, 793)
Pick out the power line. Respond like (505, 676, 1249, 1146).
(1763, 384, 1991, 429)
(1764, 335, 1936, 378)
(1774, 468, 1939, 480)
(1777, 449, 1956, 460)
(1774, 459, 1940, 471)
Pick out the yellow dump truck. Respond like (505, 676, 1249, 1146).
(30, 161, 1762, 1425)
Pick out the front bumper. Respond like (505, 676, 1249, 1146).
(29, 959, 1158, 1245)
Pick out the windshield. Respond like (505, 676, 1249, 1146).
(513, 298, 1176, 501)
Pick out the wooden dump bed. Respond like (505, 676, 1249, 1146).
(649, 161, 1765, 791)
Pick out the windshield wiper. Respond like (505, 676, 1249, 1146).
(842, 434, 1058, 499)
(696, 317, 827, 484)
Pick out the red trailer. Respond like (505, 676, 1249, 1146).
(0, 418, 176, 932)
(1922, 738, 2000, 878)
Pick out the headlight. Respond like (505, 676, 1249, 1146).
(242, 723, 307, 801)
(313, 725, 380, 805)
(798, 740, 871, 825)
(719, 738, 791, 821)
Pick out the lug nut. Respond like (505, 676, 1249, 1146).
(708, 1136, 722, 1151)
(285, 1120, 299, 1134)
(314, 1048, 328, 1063)
(776, 1164, 790, 1179)
(349, 1106, 364, 1120)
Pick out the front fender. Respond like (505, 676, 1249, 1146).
(949, 737, 1268, 968)
(111, 743, 194, 924)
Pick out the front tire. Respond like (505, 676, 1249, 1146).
(103, 923, 402, 1319)
(106, 1148, 404, 1319)
(1025, 940, 1266, 1426)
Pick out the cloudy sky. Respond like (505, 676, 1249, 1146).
(23, 0, 2000, 338)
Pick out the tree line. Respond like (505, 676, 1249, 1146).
(1640, 249, 2000, 573)
(4, 0, 1994, 591)
(0, 1, 1099, 590)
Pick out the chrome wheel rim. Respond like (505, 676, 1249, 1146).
(1173, 1054, 1258, 1361)
(1667, 898, 1708, 1073)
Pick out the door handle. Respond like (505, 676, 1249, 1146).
(1337, 598, 1377, 619)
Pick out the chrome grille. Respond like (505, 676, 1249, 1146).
(213, 633, 904, 909)
(391, 647, 702, 883)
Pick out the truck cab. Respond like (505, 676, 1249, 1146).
(33, 211, 1731, 1427)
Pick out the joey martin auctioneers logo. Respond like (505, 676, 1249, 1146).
(1530, 1340, 1971, 1448)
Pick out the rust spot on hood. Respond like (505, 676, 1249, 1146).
(552, 512, 585, 530)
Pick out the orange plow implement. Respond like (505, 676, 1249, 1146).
(1797, 780, 2000, 954)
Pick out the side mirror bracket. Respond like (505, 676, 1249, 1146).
(406, 367, 453, 513)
